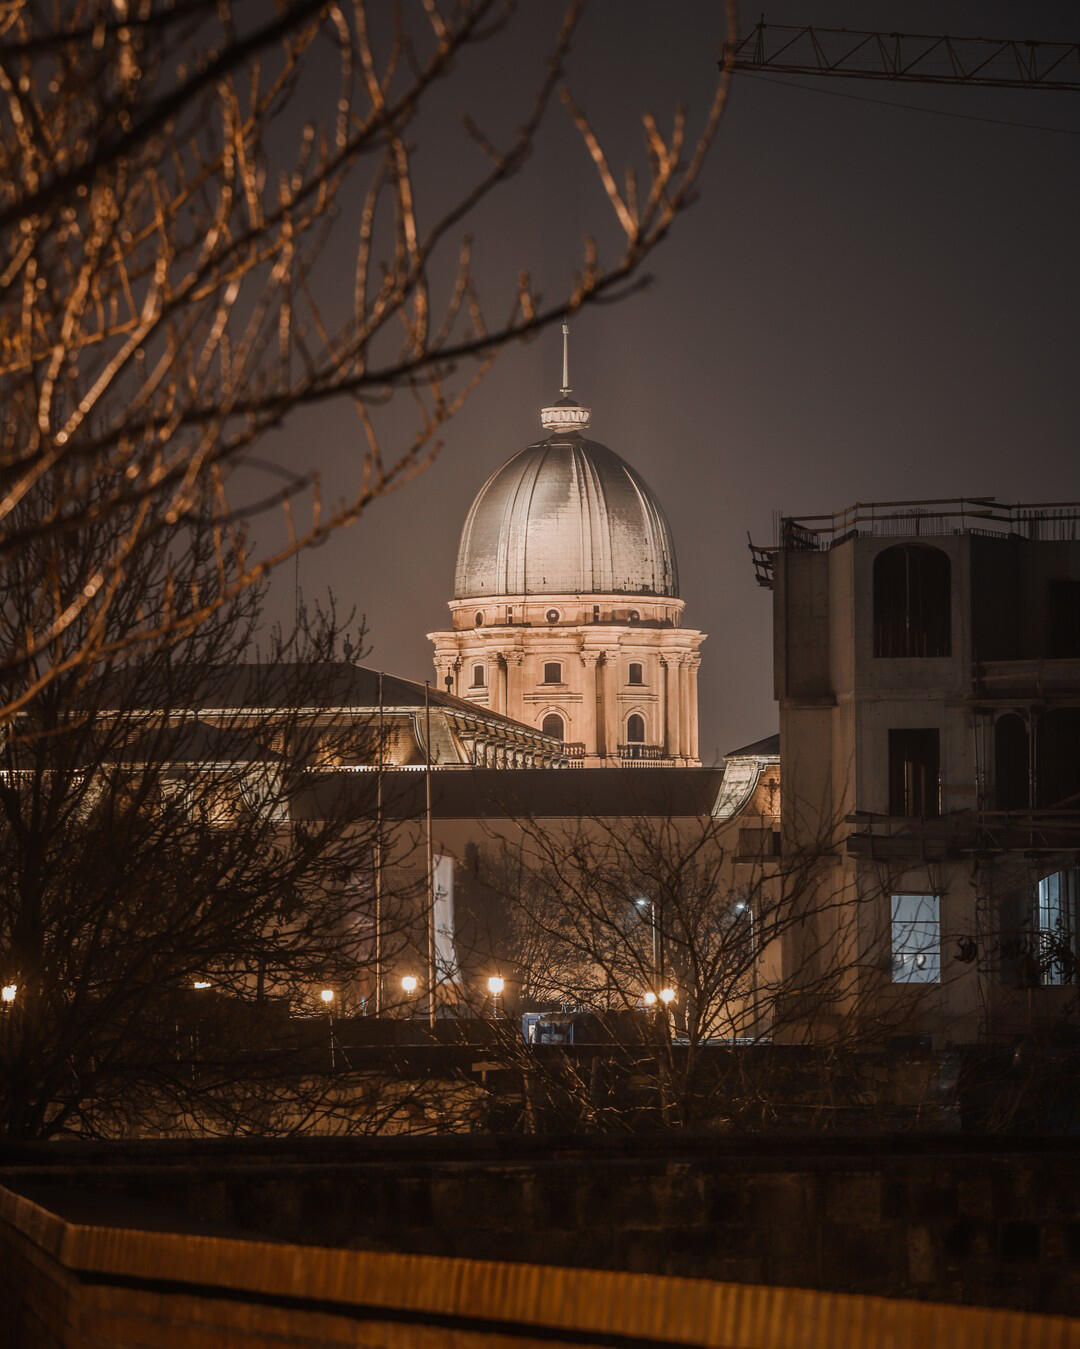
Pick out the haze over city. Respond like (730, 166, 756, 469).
(258, 0, 1080, 761)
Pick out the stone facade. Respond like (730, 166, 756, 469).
(430, 593, 703, 765)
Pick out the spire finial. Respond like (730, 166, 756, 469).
(541, 322, 590, 433)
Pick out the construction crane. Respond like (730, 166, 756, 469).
(726, 22, 1080, 91)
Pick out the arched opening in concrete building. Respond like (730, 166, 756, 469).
(873, 544, 951, 658)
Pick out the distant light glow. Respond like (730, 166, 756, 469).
(320, 988, 335, 1004)
(192, 980, 211, 990)
(401, 975, 418, 993)
(487, 976, 505, 995)
(642, 990, 658, 1007)
(1, 984, 16, 1003)
(659, 987, 676, 1005)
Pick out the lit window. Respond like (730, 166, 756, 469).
(543, 662, 562, 685)
(891, 894, 940, 984)
(541, 712, 564, 741)
(626, 714, 645, 744)
(628, 662, 643, 685)
(1037, 869, 1078, 987)
(471, 664, 486, 688)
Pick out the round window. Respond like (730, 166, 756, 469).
(545, 608, 560, 623)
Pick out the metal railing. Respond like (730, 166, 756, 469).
(779, 498, 1080, 548)
(749, 499, 1080, 588)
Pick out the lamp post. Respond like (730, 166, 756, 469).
(487, 975, 504, 1019)
(635, 896, 662, 992)
(320, 988, 336, 1071)
(734, 898, 759, 1039)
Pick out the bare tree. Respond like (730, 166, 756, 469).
(0, 477, 438, 1138)
(0, 0, 737, 716)
(441, 802, 987, 1135)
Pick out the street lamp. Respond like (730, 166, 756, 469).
(192, 980, 211, 990)
(1, 984, 16, 1004)
(320, 988, 336, 1072)
(635, 895, 662, 989)
(642, 990, 658, 1007)
(658, 986, 676, 1005)
(487, 975, 504, 1018)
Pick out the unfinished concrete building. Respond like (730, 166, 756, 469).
(753, 498, 1080, 1045)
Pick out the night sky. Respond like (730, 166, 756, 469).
(258, 2, 1080, 764)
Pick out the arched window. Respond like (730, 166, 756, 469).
(995, 714, 1029, 811)
(471, 663, 486, 688)
(626, 713, 646, 743)
(873, 545, 951, 658)
(543, 661, 562, 684)
(541, 712, 564, 741)
(474, 611, 484, 626)
(628, 662, 643, 685)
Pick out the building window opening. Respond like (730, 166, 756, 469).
(1037, 869, 1078, 986)
(626, 714, 645, 744)
(1048, 579, 1080, 659)
(543, 662, 562, 685)
(1037, 708, 1080, 808)
(545, 608, 560, 624)
(994, 713, 1029, 811)
(471, 664, 486, 688)
(873, 544, 951, 658)
(891, 894, 941, 984)
(541, 712, 565, 741)
(628, 662, 643, 685)
(474, 611, 484, 626)
(888, 728, 940, 818)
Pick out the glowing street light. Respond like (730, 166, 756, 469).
(192, 980, 211, 990)
(1, 984, 16, 1004)
(319, 988, 337, 1072)
(642, 990, 658, 1007)
(658, 987, 676, 1005)
(487, 975, 504, 1018)
(401, 975, 418, 994)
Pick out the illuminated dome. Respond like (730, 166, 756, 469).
(454, 433, 679, 599)
(455, 324, 679, 601)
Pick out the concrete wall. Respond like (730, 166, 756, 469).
(4, 1136, 1080, 1322)
(6, 1176, 1075, 1349)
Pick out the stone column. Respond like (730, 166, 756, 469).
(678, 656, 691, 761)
(505, 650, 524, 725)
(496, 656, 509, 716)
(579, 650, 600, 757)
(661, 655, 679, 760)
(687, 655, 701, 764)
(602, 649, 620, 763)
